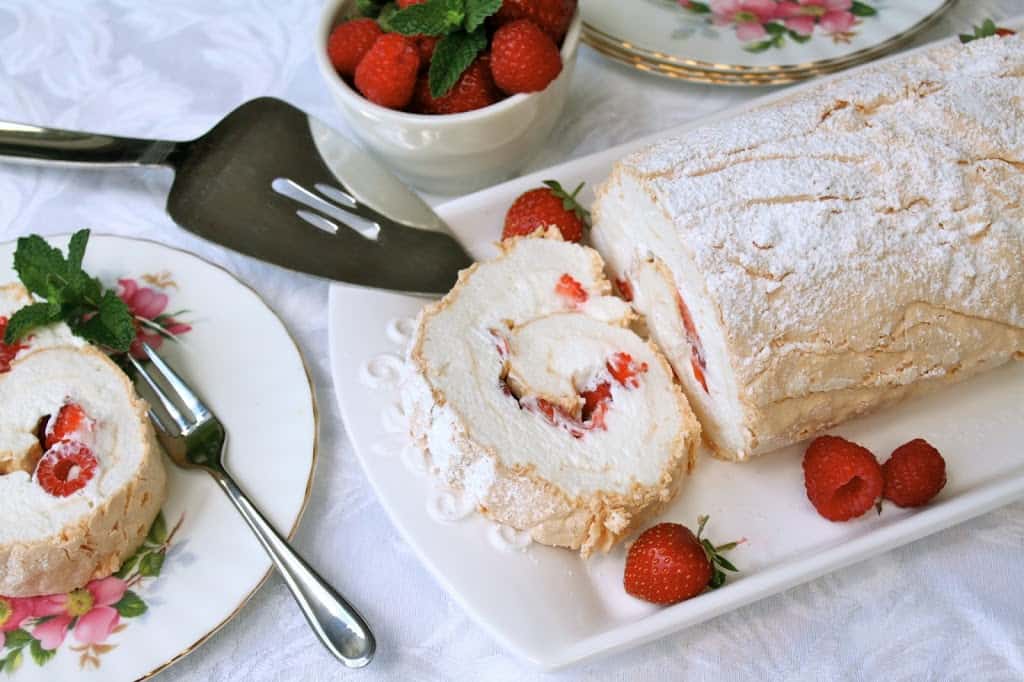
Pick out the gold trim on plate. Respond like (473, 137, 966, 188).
(582, 0, 958, 82)
(129, 235, 321, 682)
(1, 233, 323, 682)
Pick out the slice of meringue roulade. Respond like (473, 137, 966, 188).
(0, 284, 167, 597)
(403, 233, 700, 557)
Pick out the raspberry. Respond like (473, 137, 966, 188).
(494, 0, 576, 43)
(45, 401, 93, 449)
(416, 35, 438, 64)
(554, 273, 587, 306)
(882, 439, 947, 507)
(502, 181, 587, 242)
(327, 18, 383, 78)
(490, 19, 563, 95)
(412, 57, 500, 115)
(354, 33, 421, 109)
(35, 441, 98, 497)
(803, 436, 884, 521)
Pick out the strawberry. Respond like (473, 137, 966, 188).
(803, 435, 884, 522)
(354, 33, 421, 109)
(327, 18, 383, 79)
(554, 273, 587, 306)
(0, 316, 28, 373)
(490, 19, 562, 95)
(412, 56, 500, 115)
(494, 0, 576, 43)
(35, 441, 98, 498)
(624, 517, 739, 605)
(995, 27, 1017, 37)
(607, 352, 648, 389)
(45, 402, 93, 449)
(396, 0, 427, 6)
(502, 180, 589, 242)
(882, 439, 947, 508)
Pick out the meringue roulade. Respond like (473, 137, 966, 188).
(404, 234, 700, 556)
(593, 35, 1024, 461)
(0, 284, 167, 597)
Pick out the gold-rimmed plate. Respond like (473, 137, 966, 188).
(0, 235, 317, 682)
(583, 0, 957, 80)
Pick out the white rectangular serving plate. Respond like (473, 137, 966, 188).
(328, 21, 1024, 671)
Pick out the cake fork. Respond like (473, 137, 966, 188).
(128, 342, 375, 668)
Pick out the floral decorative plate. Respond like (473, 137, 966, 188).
(0, 235, 316, 681)
(327, 24, 1024, 670)
(582, 0, 955, 75)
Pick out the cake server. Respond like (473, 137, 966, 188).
(0, 97, 472, 294)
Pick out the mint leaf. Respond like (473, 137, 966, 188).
(3, 303, 60, 344)
(28, 640, 55, 667)
(429, 27, 487, 97)
(377, 3, 400, 31)
(13, 235, 67, 298)
(357, 0, 389, 16)
(464, 0, 501, 32)
(70, 290, 134, 352)
(66, 229, 89, 271)
(850, 1, 877, 17)
(388, 0, 465, 36)
(114, 590, 148, 618)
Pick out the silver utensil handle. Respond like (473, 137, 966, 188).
(0, 120, 178, 167)
(215, 472, 376, 668)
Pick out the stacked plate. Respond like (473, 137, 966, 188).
(582, 0, 958, 85)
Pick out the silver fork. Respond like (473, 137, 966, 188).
(129, 342, 375, 668)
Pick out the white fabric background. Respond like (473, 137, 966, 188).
(1, 1, 1022, 680)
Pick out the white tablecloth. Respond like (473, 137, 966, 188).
(1, 2, 1022, 680)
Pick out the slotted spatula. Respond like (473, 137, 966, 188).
(0, 97, 472, 294)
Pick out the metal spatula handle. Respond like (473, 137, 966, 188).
(0, 120, 178, 167)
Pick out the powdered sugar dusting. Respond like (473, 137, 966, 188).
(614, 36, 1024, 384)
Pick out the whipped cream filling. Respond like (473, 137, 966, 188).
(0, 347, 148, 544)
(407, 237, 688, 499)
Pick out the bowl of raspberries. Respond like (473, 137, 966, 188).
(317, 0, 581, 194)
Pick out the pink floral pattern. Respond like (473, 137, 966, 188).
(117, 277, 192, 358)
(31, 577, 127, 650)
(676, 0, 878, 49)
(0, 512, 183, 673)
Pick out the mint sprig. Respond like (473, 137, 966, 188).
(375, 0, 505, 98)
(429, 28, 488, 98)
(4, 229, 136, 353)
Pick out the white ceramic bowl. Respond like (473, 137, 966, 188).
(315, 0, 581, 195)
